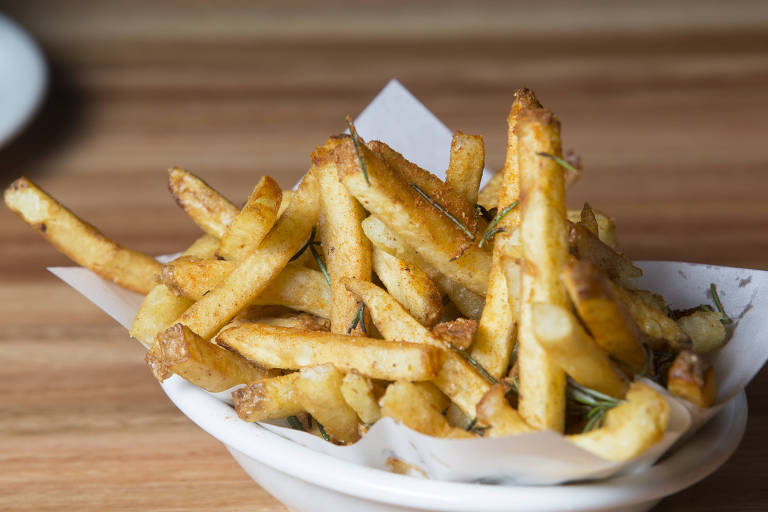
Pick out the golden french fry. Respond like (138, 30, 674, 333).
(372, 246, 442, 327)
(130, 234, 220, 348)
(361, 216, 484, 319)
(177, 172, 319, 339)
(336, 139, 491, 296)
(568, 221, 641, 286)
(161, 256, 233, 298)
(516, 108, 569, 431)
(676, 310, 726, 353)
(343, 277, 490, 416)
(471, 89, 540, 380)
(278, 189, 293, 218)
(446, 132, 485, 205)
(432, 318, 477, 351)
(168, 167, 240, 238)
(562, 260, 647, 374)
(216, 176, 282, 261)
(232, 372, 304, 422)
(146, 323, 273, 392)
(477, 172, 503, 210)
(314, 137, 372, 334)
(4, 177, 162, 294)
(414, 382, 451, 413)
(237, 307, 330, 331)
(609, 283, 690, 350)
(567, 382, 669, 461)
(379, 381, 473, 439)
(567, 208, 617, 248)
(667, 349, 717, 407)
(294, 364, 360, 444)
(341, 371, 381, 425)
(215, 322, 441, 381)
(476, 384, 533, 437)
(532, 302, 628, 398)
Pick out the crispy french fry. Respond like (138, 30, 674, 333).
(361, 216, 484, 319)
(516, 108, 569, 431)
(232, 372, 303, 422)
(476, 384, 533, 437)
(337, 139, 491, 296)
(477, 172, 503, 210)
(432, 318, 477, 351)
(675, 310, 726, 353)
(241, 310, 330, 331)
(567, 382, 669, 461)
(146, 323, 273, 392)
(372, 246, 443, 327)
(667, 350, 717, 407)
(215, 322, 441, 381)
(162, 257, 331, 319)
(568, 221, 641, 286)
(446, 132, 485, 205)
(341, 371, 381, 425)
(562, 260, 647, 374)
(343, 277, 490, 416)
(414, 382, 452, 413)
(130, 234, 219, 348)
(532, 302, 628, 398)
(567, 208, 617, 248)
(4, 177, 162, 294)
(294, 364, 360, 443)
(216, 176, 282, 261)
(314, 137, 372, 334)
(177, 172, 319, 339)
(471, 89, 540, 380)
(168, 167, 239, 238)
(379, 381, 473, 439)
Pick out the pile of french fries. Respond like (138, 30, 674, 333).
(4, 89, 732, 464)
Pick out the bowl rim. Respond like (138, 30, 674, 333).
(161, 376, 747, 511)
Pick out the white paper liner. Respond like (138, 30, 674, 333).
(46, 80, 768, 485)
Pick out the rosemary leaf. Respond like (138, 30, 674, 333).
(345, 115, 370, 186)
(478, 201, 519, 248)
(451, 346, 497, 385)
(310, 243, 331, 287)
(347, 303, 367, 335)
(290, 225, 317, 262)
(317, 422, 331, 442)
(287, 415, 305, 431)
(710, 283, 732, 324)
(410, 183, 474, 239)
(536, 152, 579, 176)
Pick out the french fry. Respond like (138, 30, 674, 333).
(476, 384, 533, 437)
(216, 176, 282, 261)
(232, 372, 304, 422)
(168, 167, 240, 238)
(531, 302, 628, 398)
(567, 382, 669, 461)
(477, 172, 503, 210)
(667, 350, 717, 407)
(343, 277, 490, 416)
(516, 108, 569, 431)
(372, 246, 443, 327)
(446, 132, 485, 205)
(675, 310, 726, 353)
(336, 139, 491, 296)
(568, 221, 641, 286)
(471, 89, 540, 380)
(239, 309, 330, 331)
(379, 381, 473, 439)
(130, 234, 219, 348)
(162, 257, 331, 319)
(146, 323, 273, 392)
(4, 177, 162, 294)
(341, 371, 382, 425)
(562, 260, 647, 374)
(177, 172, 319, 339)
(414, 382, 452, 413)
(567, 208, 617, 248)
(314, 137, 372, 334)
(215, 322, 441, 381)
(432, 318, 477, 351)
(361, 216, 484, 319)
(294, 364, 360, 444)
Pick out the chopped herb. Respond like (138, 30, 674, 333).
(310, 242, 331, 287)
(451, 346, 497, 385)
(566, 379, 623, 433)
(710, 283, 732, 324)
(345, 115, 370, 186)
(287, 415, 305, 431)
(290, 225, 317, 262)
(699, 304, 715, 313)
(317, 422, 331, 441)
(536, 152, 579, 177)
(465, 417, 489, 436)
(478, 201, 519, 248)
(410, 183, 473, 239)
(347, 303, 367, 335)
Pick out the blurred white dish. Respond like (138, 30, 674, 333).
(0, 13, 47, 148)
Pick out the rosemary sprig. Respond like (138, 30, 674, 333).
(536, 152, 579, 176)
(410, 183, 474, 239)
(465, 417, 489, 436)
(478, 201, 519, 248)
(345, 115, 370, 186)
(309, 241, 331, 287)
(347, 303, 367, 335)
(287, 415, 305, 431)
(451, 346, 497, 385)
(290, 225, 317, 262)
(566, 379, 623, 433)
(710, 283, 732, 324)
(317, 421, 331, 442)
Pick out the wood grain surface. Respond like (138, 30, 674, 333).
(0, 1, 767, 510)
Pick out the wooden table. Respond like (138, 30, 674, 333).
(1, 1, 766, 510)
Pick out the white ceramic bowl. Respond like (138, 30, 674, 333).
(160, 375, 746, 512)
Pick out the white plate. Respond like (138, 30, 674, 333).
(0, 14, 47, 148)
